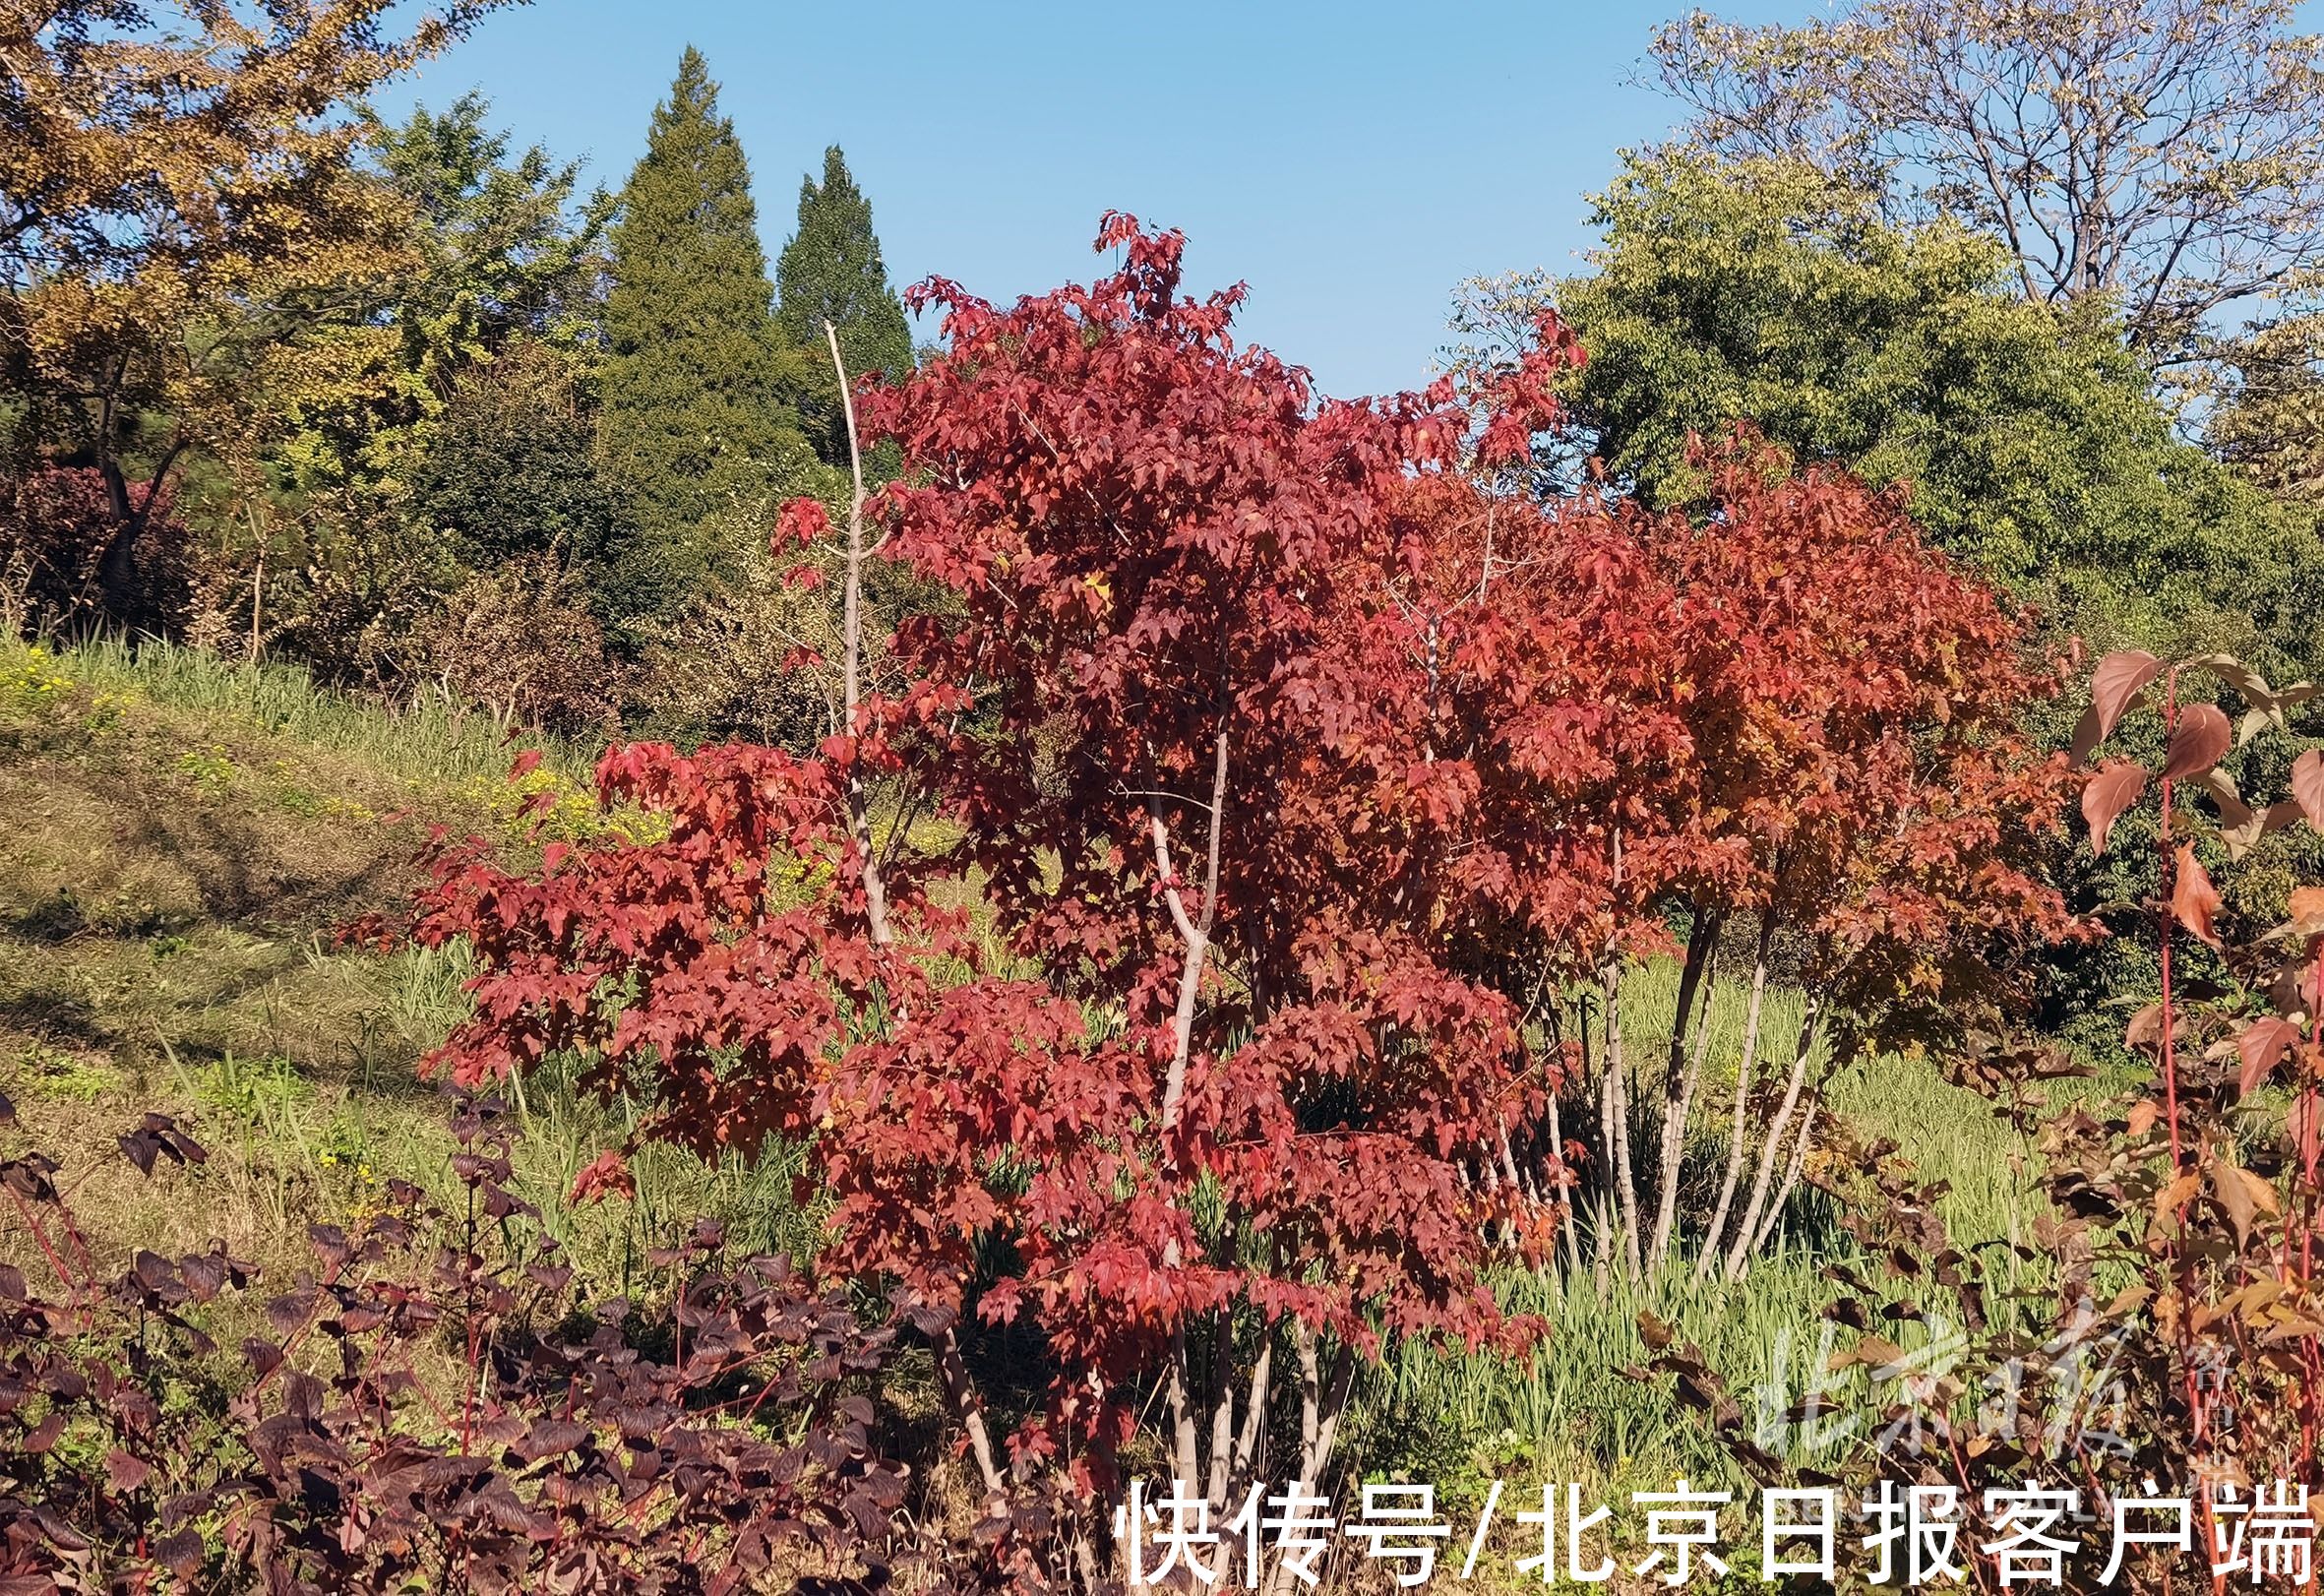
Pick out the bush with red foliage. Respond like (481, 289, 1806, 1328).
(402, 217, 2079, 1580)
(409, 218, 1573, 1563)
(0, 465, 189, 633)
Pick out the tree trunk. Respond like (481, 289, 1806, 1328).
(1724, 996, 1821, 1279)
(1746, 1088, 1822, 1266)
(1698, 917, 1774, 1276)
(934, 1323, 1007, 1496)
(1648, 914, 1721, 1271)
(1549, 1089, 1584, 1274)
(1603, 961, 1642, 1277)
(94, 460, 145, 625)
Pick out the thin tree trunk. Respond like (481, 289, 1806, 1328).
(249, 548, 264, 661)
(1166, 1324, 1201, 1490)
(1549, 1090, 1584, 1274)
(1204, 1312, 1235, 1504)
(1225, 1328, 1274, 1504)
(1266, 1324, 1353, 1596)
(1724, 997, 1822, 1280)
(824, 321, 891, 950)
(1648, 914, 1721, 1271)
(1152, 723, 1229, 1130)
(1698, 917, 1775, 1276)
(934, 1323, 1007, 1496)
(1290, 1321, 1356, 1487)
(1746, 1088, 1823, 1266)
(1599, 962, 1644, 1276)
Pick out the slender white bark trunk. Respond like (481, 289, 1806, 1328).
(1648, 917, 1721, 1271)
(1699, 919, 1774, 1276)
(1724, 998, 1822, 1279)
(1605, 962, 1642, 1278)
(1747, 1089, 1822, 1265)
(934, 1323, 1007, 1495)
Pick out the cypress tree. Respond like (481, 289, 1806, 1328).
(599, 47, 801, 552)
(776, 146, 914, 461)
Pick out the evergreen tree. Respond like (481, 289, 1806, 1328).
(776, 146, 913, 461)
(599, 47, 800, 555)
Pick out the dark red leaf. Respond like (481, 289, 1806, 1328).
(2161, 704, 2232, 782)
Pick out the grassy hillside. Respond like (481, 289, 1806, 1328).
(0, 638, 819, 1292)
(0, 634, 2051, 1545)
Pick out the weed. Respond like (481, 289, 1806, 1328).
(188, 1050, 311, 1126)
(172, 745, 238, 795)
(0, 639, 71, 717)
(9, 1044, 113, 1102)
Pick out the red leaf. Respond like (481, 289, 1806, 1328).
(2294, 749, 2324, 832)
(105, 1449, 153, 1494)
(2238, 1017, 2304, 1095)
(511, 748, 544, 780)
(2088, 650, 2163, 751)
(568, 1151, 635, 1206)
(2082, 760, 2148, 856)
(2160, 704, 2231, 782)
(2171, 843, 2222, 950)
(776, 496, 832, 547)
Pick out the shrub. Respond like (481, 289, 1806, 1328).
(0, 465, 190, 636)
(417, 553, 619, 735)
(0, 1090, 946, 1593)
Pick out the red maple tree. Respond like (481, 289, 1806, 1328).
(406, 218, 2079, 1577)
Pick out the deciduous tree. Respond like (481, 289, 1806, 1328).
(1, 0, 508, 623)
(1648, 0, 2324, 359)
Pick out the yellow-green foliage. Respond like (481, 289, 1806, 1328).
(0, 639, 72, 716)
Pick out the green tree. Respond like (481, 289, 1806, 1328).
(598, 47, 802, 558)
(414, 346, 633, 578)
(2215, 282, 2324, 509)
(0, 0, 514, 623)
(268, 94, 614, 514)
(775, 146, 913, 462)
(1466, 151, 2323, 676)
(1646, 0, 2324, 362)
(367, 92, 614, 360)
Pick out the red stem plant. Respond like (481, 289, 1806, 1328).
(1647, 646, 2324, 1590)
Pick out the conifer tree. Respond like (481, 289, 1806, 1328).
(776, 146, 914, 461)
(599, 47, 802, 553)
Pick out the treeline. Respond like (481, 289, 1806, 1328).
(5, 14, 908, 746)
(11, 0, 2324, 757)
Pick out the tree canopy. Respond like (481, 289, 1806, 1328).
(597, 47, 803, 555)
(1492, 150, 2324, 677)
(1, 0, 510, 619)
(776, 145, 914, 437)
(1648, 0, 2324, 359)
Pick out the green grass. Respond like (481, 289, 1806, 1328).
(60, 634, 595, 789)
(0, 635, 800, 1303)
(1340, 956, 2081, 1517)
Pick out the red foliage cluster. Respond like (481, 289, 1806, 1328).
(405, 217, 2077, 1561)
(0, 464, 188, 631)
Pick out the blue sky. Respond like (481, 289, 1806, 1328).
(379, 0, 1802, 398)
